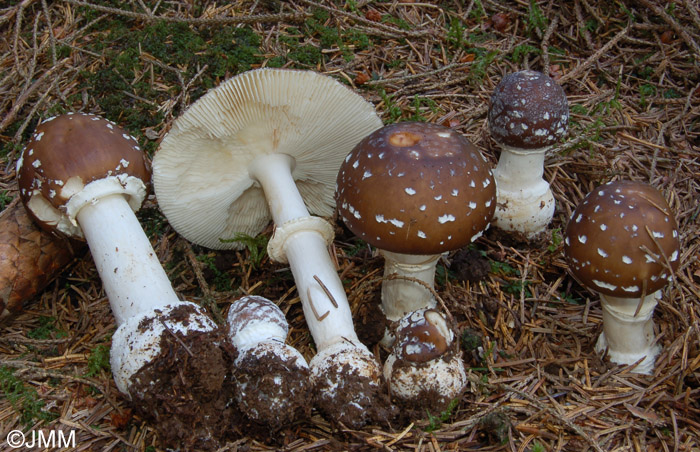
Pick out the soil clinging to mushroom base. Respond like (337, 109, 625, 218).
(128, 304, 240, 451)
(234, 346, 312, 430)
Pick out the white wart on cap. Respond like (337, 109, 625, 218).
(488, 70, 569, 150)
(153, 68, 382, 250)
(336, 121, 496, 255)
(564, 180, 680, 297)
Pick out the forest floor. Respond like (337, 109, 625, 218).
(0, 0, 699, 451)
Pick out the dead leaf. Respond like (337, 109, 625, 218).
(624, 403, 664, 426)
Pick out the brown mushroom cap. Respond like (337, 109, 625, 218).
(488, 70, 568, 150)
(336, 122, 496, 255)
(394, 309, 451, 363)
(564, 180, 680, 298)
(17, 113, 150, 235)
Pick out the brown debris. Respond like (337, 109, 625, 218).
(0, 200, 84, 316)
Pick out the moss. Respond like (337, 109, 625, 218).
(81, 20, 268, 134)
(0, 367, 58, 428)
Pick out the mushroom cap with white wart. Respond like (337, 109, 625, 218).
(564, 180, 680, 298)
(226, 295, 312, 428)
(383, 308, 467, 409)
(488, 70, 568, 150)
(336, 122, 496, 255)
(153, 68, 382, 250)
(17, 113, 150, 238)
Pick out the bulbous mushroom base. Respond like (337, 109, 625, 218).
(384, 348, 467, 415)
(111, 301, 239, 451)
(594, 293, 661, 375)
(492, 180, 555, 238)
(234, 341, 312, 429)
(595, 334, 660, 375)
(110, 301, 219, 394)
(310, 341, 395, 428)
(492, 148, 555, 238)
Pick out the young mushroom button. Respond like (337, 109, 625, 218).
(16, 113, 219, 402)
(383, 308, 467, 414)
(227, 295, 311, 429)
(153, 68, 391, 428)
(564, 180, 680, 374)
(488, 70, 569, 237)
(336, 121, 496, 345)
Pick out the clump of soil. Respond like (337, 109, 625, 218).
(485, 224, 551, 249)
(234, 345, 312, 430)
(128, 305, 240, 451)
(450, 247, 491, 283)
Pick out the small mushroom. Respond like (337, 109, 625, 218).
(335, 122, 496, 345)
(488, 70, 569, 237)
(383, 308, 467, 413)
(227, 295, 311, 428)
(564, 180, 680, 374)
(16, 113, 219, 399)
(153, 68, 390, 428)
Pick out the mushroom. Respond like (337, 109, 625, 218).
(1, 200, 84, 318)
(226, 295, 311, 428)
(152, 68, 391, 427)
(383, 308, 467, 413)
(487, 70, 569, 237)
(16, 113, 220, 400)
(335, 121, 496, 345)
(563, 180, 680, 374)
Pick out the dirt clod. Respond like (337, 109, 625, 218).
(128, 306, 239, 451)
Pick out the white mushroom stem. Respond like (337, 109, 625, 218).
(76, 193, 181, 325)
(248, 153, 359, 349)
(380, 251, 439, 345)
(595, 292, 661, 375)
(492, 146, 554, 237)
(73, 187, 216, 395)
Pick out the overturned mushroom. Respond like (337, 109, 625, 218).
(17, 113, 234, 448)
(383, 308, 467, 414)
(488, 70, 569, 237)
(153, 68, 392, 427)
(336, 122, 495, 345)
(564, 180, 680, 374)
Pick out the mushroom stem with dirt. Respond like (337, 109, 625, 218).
(153, 68, 392, 428)
(563, 180, 680, 374)
(227, 295, 311, 428)
(488, 70, 569, 238)
(16, 113, 233, 447)
(335, 122, 496, 346)
(383, 308, 467, 413)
